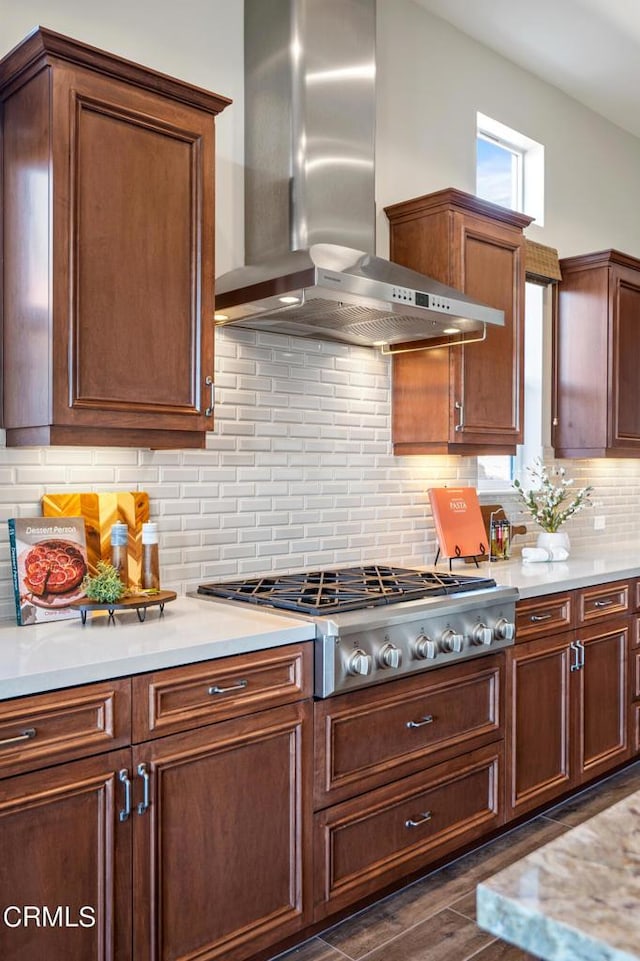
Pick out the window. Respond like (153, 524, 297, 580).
(476, 112, 544, 225)
(477, 134, 523, 212)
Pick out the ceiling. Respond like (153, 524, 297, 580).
(414, 0, 640, 139)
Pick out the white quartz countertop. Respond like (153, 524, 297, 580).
(476, 786, 640, 961)
(456, 543, 640, 599)
(2, 544, 640, 702)
(0, 596, 315, 700)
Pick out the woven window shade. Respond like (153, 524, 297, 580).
(525, 239, 562, 285)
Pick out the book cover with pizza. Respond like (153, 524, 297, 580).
(8, 517, 88, 625)
(428, 487, 488, 560)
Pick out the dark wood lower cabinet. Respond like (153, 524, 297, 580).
(0, 599, 635, 961)
(0, 699, 312, 961)
(506, 618, 630, 820)
(133, 701, 313, 961)
(578, 621, 629, 780)
(0, 748, 132, 961)
(506, 632, 573, 818)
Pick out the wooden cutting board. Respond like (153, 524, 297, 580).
(42, 491, 149, 589)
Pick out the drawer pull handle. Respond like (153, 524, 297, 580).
(406, 714, 434, 729)
(406, 810, 432, 828)
(0, 727, 36, 750)
(594, 599, 615, 608)
(530, 613, 553, 622)
(119, 769, 132, 822)
(208, 680, 248, 696)
(137, 763, 151, 815)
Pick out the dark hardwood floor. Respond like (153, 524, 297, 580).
(269, 761, 640, 961)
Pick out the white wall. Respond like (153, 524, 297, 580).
(1, 1, 640, 622)
(0, 0, 245, 275)
(375, 0, 640, 258)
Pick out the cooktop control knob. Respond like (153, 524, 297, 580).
(472, 623, 494, 646)
(441, 628, 464, 653)
(379, 642, 402, 669)
(495, 618, 516, 641)
(414, 633, 438, 660)
(346, 649, 373, 676)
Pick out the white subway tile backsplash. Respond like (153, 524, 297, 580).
(3, 330, 640, 618)
(42, 448, 92, 465)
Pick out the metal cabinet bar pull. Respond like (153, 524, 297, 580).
(208, 680, 248, 696)
(594, 599, 614, 608)
(406, 714, 434, 729)
(576, 639, 585, 669)
(454, 401, 464, 432)
(405, 810, 432, 828)
(137, 763, 151, 816)
(119, 769, 132, 822)
(205, 375, 215, 417)
(530, 613, 552, 622)
(569, 642, 580, 672)
(0, 727, 36, 750)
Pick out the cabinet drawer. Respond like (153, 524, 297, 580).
(314, 655, 503, 806)
(515, 593, 573, 640)
(0, 679, 131, 778)
(313, 741, 503, 917)
(577, 581, 630, 624)
(132, 643, 312, 741)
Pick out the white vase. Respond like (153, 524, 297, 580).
(536, 531, 570, 559)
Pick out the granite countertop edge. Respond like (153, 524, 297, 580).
(476, 786, 640, 961)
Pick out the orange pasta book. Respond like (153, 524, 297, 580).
(428, 487, 488, 560)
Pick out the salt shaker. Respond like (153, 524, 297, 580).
(110, 521, 128, 583)
(141, 522, 160, 591)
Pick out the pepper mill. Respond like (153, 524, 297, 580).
(141, 522, 160, 591)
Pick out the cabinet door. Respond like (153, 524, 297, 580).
(610, 265, 640, 450)
(0, 748, 132, 961)
(55, 65, 215, 441)
(2, 37, 226, 449)
(386, 189, 530, 455)
(132, 701, 312, 961)
(506, 633, 574, 819)
(576, 620, 629, 781)
(449, 211, 525, 448)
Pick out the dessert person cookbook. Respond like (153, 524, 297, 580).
(8, 517, 88, 625)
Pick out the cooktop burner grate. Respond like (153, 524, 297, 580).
(197, 565, 497, 615)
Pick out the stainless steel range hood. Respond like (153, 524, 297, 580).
(215, 0, 504, 349)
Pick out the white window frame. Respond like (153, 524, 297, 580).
(476, 112, 545, 225)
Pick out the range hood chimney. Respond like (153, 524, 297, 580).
(215, 0, 504, 350)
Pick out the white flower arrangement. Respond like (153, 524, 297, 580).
(512, 458, 593, 533)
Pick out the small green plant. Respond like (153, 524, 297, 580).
(83, 561, 128, 603)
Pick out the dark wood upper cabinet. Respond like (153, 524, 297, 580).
(0, 27, 230, 448)
(385, 188, 532, 455)
(554, 249, 640, 457)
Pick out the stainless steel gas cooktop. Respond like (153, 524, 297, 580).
(197, 565, 518, 698)
(197, 565, 498, 615)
